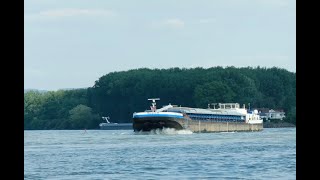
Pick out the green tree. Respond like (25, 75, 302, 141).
(24, 66, 296, 129)
(193, 81, 236, 108)
(68, 104, 95, 129)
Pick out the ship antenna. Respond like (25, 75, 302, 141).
(102, 116, 110, 123)
(148, 98, 160, 112)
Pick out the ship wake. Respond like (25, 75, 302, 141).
(134, 127, 193, 135)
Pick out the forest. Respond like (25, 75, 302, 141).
(24, 66, 296, 130)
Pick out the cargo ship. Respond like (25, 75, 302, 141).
(133, 98, 263, 132)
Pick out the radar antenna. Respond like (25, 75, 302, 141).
(102, 116, 110, 123)
(148, 98, 160, 112)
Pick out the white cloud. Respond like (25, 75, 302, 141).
(39, 8, 115, 17)
(25, 8, 115, 21)
(151, 18, 217, 29)
(152, 18, 185, 29)
(164, 19, 185, 28)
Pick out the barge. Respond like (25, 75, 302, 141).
(133, 98, 263, 133)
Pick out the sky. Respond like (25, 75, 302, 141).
(25, 0, 296, 91)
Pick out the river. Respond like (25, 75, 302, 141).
(24, 128, 296, 179)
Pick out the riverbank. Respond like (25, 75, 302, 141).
(263, 122, 296, 128)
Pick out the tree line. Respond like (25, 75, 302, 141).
(24, 66, 296, 129)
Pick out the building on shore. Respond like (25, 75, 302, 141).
(257, 108, 285, 122)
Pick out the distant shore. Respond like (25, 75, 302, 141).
(263, 122, 295, 128)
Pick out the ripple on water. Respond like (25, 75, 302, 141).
(24, 128, 296, 179)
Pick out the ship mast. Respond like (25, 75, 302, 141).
(148, 98, 160, 112)
(102, 116, 110, 123)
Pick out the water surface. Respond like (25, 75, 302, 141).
(25, 128, 296, 179)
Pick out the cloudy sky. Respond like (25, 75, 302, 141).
(25, 0, 296, 90)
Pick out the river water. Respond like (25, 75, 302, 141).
(24, 128, 296, 179)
